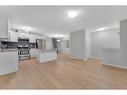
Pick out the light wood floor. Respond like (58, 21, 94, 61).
(0, 54, 127, 89)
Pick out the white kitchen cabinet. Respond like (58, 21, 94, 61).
(1, 31, 18, 42)
(18, 32, 30, 39)
(0, 17, 8, 38)
(9, 31, 18, 42)
(29, 34, 36, 43)
(30, 48, 37, 58)
(29, 34, 45, 43)
(18, 32, 24, 38)
(0, 51, 18, 76)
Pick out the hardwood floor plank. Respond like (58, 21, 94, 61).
(0, 54, 127, 89)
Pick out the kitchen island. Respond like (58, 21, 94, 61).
(0, 49, 18, 76)
(36, 49, 57, 63)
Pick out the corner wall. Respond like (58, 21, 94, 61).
(70, 29, 86, 59)
(91, 28, 120, 58)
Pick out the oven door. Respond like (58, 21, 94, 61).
(18, 49, 30, 60)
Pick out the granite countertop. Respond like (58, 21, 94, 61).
(0, 49, 18, 52)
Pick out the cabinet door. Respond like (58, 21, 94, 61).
(0, 17, 8, 38)
(29, 34, 36, 43)
(9, 31, 18, 42)
(18, 32, 29, 39)
(30, 49, 37, 58)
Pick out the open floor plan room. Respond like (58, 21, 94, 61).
(1, 6, 127, 89)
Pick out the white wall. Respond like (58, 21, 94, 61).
(70, 29, 86, 59)
(91, 28, 120, 58)
(101, 19, 127, 68)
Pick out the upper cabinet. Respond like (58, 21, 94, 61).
(18, 32, 30, 39)
(9, 31, 18, 42)
(29, 34, 36, 43)
(0, 17, 8, 38)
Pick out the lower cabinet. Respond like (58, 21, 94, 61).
(0, 51, 18, 76)
(30, 48, 37, 58)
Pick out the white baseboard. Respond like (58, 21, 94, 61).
(70, 56, 87, 61)
(70, 56, 79, 59)
(102, 63, 127, 70)
(89, 56, 102, 60)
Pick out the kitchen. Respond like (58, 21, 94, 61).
(0, 16, 61, 76)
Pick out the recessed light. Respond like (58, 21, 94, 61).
(67, 10, 78, 18)
(96, 27, 107, 31)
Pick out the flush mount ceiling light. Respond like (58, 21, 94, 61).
(67, 10, 78, 18)
(96, 27, 107, 31)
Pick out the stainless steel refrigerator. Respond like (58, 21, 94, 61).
(36, 39, 46, 49)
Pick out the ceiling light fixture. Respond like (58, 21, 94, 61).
(67, 10, 78, 18)
(96, 27, 107, 31)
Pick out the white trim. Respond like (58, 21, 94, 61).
(90, 56, 103, 59)
(70, 56, 87, 61)
(102, 63, 127, 70)
(0, 70, 17, 76)
(70, 56, 80, 59)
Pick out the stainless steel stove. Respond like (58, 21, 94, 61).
(18, 48, 30, 60)
(18, 38, 30, 60)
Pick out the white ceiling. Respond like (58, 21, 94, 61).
(0, 6, 127, 37)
